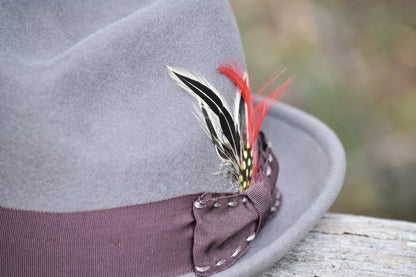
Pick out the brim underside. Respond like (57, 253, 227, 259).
(181, 101, 346, 277)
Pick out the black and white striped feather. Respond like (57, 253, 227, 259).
(167, 66, 248, 189)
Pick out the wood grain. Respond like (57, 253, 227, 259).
(259, 213, 416, 277)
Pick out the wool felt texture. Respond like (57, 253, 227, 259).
(1, 0, 243, 211)
(0, 0, 346, 276)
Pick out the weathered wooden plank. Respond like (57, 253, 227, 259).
(259, 213, 416, 277)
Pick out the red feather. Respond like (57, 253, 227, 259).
(218, 60, 293, 145)
(252, 76, 293, 141)
(218, 60, 293, 183)
(217, 60, 255, 146)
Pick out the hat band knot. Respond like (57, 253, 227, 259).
(192, 132, 281, 276)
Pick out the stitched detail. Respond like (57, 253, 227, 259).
(274, 200, 281, 207)
(216, 259, 226, 267)
(194, 201, 206, 209)
(192, 175, 271, 275)
(195, 266, 210, 272)
(268, 153, 273, 162)
(266, 166, 271, 176)
(227, 201, 238, 207)
(246, 233, 256, 242)
(270, 206, 277, 212)
(231, 246, 241, 257)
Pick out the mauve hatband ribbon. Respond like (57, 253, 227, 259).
(0, 133, 281, 277)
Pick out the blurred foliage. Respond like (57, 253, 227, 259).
(230, 0, 416, 221)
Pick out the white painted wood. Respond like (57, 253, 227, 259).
(259, 213, 416, 277)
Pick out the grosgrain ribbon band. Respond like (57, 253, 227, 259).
(0, 194, 198, 277)
(0, 133, 280, 277)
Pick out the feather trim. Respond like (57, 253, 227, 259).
(167, 61, 291, 191)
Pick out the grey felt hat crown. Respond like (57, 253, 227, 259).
(0, 0, 346, 276)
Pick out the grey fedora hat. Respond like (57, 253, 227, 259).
(0, 0, 346, 276)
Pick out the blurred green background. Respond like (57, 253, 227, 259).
(229, 0, 416, 221)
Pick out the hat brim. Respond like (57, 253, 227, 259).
(181, 101, 346, 277)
